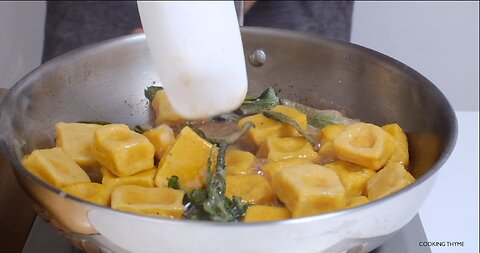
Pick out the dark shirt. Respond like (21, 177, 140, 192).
(42, 1, 141, 63)
(244, 1, 353, 41)
(42, 1, 353, 63)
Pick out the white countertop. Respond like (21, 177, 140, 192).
(418, 111, 479, 253)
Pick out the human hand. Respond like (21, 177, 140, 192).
(131, 27, 144, 34)
(245, 1, 256, 12)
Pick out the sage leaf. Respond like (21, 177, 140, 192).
(189, 122, 255, 146)
(144, 86, 163, 103)
(262, 110, 320, 151)
(167, 176, 181, 190)
(236, 87, 279, 116)
(279, 98, 358, 128)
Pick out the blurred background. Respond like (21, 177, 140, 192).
(0, 1, 478, 111)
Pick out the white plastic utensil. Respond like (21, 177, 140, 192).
(137, 1, 248, 120)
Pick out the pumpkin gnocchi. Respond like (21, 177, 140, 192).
(21, 87, 415, 222)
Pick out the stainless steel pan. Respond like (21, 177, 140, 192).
(0, 27, 457, 253)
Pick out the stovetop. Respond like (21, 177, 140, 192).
(22, 214, 431, 253)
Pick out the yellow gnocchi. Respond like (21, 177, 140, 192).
(92, 124, 155, 177)
(22, 147, 90, 188)
(23, 87, 416, 222)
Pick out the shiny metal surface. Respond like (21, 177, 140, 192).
(0, 27, 456, 253)
(248, 49, 266, 67)
(22, 214, 431, 253)
(234, 1, 245, 26)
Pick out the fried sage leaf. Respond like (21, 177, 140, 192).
(212, 113, 241, 122)
(188, 122, 255, 146)
(167, 176, 181, 190)
(182, 141, 250, 221)
(144, 86, 163, 103)
(262, 110, 320, 151)
(236, 87, 279, 116)
(203, 144, 230, 221)
(202, 144, 249, 221)
(132, 125, 147, 134)
(279, 98, 358, 128)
